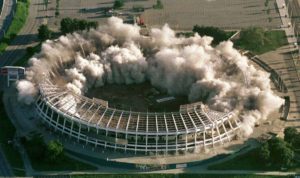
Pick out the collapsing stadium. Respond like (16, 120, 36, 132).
(36, 80, 240, 153)
(17, 17, 284, 154)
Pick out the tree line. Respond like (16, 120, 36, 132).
(38, 18, 98, 41)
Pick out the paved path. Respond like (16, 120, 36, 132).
(277, 0, 300, 78)
(277, 0, 298, 45)
(274, 0, 300, 121)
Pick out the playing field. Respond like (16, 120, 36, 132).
(86, 82, 189, 112)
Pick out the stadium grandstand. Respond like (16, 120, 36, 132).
(35, 79, 241, 154)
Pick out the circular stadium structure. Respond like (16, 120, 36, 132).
(35, 79, 240, 154)
(17, 17, 284, 156)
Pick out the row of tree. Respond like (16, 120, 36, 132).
(60, 18, 98, 34)
(38, 18, 98, 41)
(192, 25, 229, 45)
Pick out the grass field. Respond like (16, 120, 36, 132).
(71, 174, 294, 178)
(0, 0, 29, 53)
(235, 30, 287, 54)
(0, 93, 25, 176)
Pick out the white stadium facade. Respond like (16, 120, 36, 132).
(35, 79, 241, 154)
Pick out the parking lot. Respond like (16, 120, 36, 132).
(44, 0, 282, 31)
(142, 0, 282, 30)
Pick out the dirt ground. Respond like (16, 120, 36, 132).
(86, 82, 189, 112)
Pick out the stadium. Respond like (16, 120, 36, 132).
(35, 79, 240, 154)
(17, 17, 283, 157)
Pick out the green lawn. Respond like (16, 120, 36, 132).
(71, 174, 293, 178)
(0, 93, 25, 176)
(235, 30, 287, 55)
(0, 0, 30, 53)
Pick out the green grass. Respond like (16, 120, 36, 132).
(71, 174, 293, 178)
(235, 30, 287, 55)
(0, 93, 25, 176)
(208, 147, 300, 172)
(0, 0, 30, 54)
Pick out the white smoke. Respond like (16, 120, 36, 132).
(16, 17, 284, 136)
(16, 80, 38, 105)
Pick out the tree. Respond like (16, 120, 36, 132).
(87, 21, 98, 30)
(60, 18, 98, 34)
(153, 0, 163, 9)
(192, 25, 229, 45)
(259, 142, 270, 163)
(38, 24, 52, 41)
(113, 0, 124, 9)
(237, 27, 266, 51)
(284, 127, 297, 142)
(55, 0, 60, 17)
(44, 0, 49, 10)
(46, 140, 64, 163)
(60, 17, 74, 34)
(268, 137, 294, 167)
